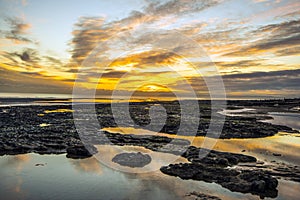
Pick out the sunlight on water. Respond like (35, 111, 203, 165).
(44, 109, 74, 113)
(103, 127, 300, 165)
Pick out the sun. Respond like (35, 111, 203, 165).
(139, 84, 169, 92)
(146, 85, 159, 91)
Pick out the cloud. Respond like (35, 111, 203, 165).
(1, 17, 35, 44)
(223, 69, 300, 80)
(280, 10, 300, 19)
(1, 0, 299, 98)
(0, 48, 77, 84)
(70, 0, 223, 64)
(222, 69, 300, 95)
(145, 0, 222, 16)
(275, 46, 300, 56)
(225, 19, 300, 56)
(3, 48, 40, 64)
(0, 67, 72, 94)
(183, 69, 300, 98)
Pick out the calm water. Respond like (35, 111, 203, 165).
(1, 152, 299, 200)
(262, 112, 300, 130)
(1, 106, 300, 199)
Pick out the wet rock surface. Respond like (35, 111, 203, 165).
(112, 152, 151, 167)
(237, 161, 300, 183)
(185, 192, 222, 200)
(161, 163, 279, 198)
(66, 144, 98, 159)
(161, 146, 278, 199)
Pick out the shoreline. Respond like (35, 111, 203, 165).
(1, 99, 300, 199)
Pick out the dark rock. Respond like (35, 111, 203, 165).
(112, 152, 151, 168)
(66, 144, 98, 159)
(186, 191, 222, 200)
(182, 146, 257, 166)
(35, 163, 46, 167)
(161, 163, 278, 199)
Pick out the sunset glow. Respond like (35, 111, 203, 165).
(0, 0, 299, 99)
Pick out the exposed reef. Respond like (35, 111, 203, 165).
(112, 152, 151, 168)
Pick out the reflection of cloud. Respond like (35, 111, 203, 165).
(1, 154, 31, 198)
(3, 154, 30, 172)
(69, 157, 103, 175)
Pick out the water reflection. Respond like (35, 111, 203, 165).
(69, 157, 103, 175)
(43, 109, 73, 113)
(104, 127, 300, 165)
(1, 153, 299, 200)
(94, 145, 188, 173)
(0, 154, 30, 199)
(262, 112, 300, 130)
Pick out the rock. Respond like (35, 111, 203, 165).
(66, 144, 98, 159)
(186, 191, 222, 200)
(273, 153, 282, 156)
(35, 163, 46, 167)
(112, 152, 151, 168)
(252, 180, 266, 192)
(182, 146, 257, 166)
(160, 163, 278, 199)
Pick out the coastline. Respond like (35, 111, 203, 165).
(0, 98, 300, 199)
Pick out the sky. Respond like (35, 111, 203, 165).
(0, 0, 299, 99)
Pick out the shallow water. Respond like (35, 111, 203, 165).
(1, 106, 300, 199)
(0, 152, 299, 200)
(104, 127, 300, 166)
(262, 112, 300, 130)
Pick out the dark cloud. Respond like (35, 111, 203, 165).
(66, 68, 79, 73)
(102, 70, 127, 78)
(5, 48, 40, 63)
(215, 59, 265, 68)
(179, 69, 300, 99)
(70, 17, 107, 63)
(275, 46, 300, 56)
(223, 69, 300, 79)
(221, 69, 300, 92)
(225, 19, 300, 56)
(0, 68, 72, 94)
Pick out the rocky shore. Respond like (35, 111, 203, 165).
(0, 99, 299, 199)
(161, 146, 278, 199)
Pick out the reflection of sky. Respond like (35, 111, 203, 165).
(104, 121, 300, 166)
(0, 151, 300, 200)
(263, 112, 300, 130)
